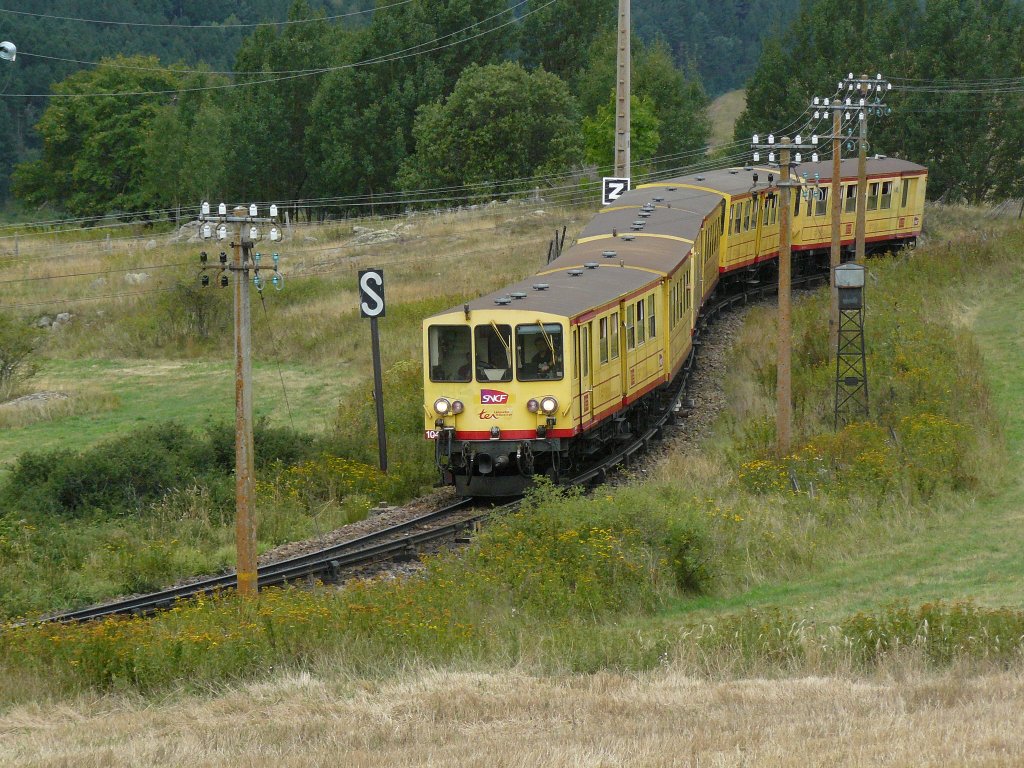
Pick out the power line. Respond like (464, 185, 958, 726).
(0, 2, 411, 29)
(1, 0, 549, 99)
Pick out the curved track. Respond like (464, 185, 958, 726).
(28, 273, 822, 626)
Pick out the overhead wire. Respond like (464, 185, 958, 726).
(2, 0, 551, 99)
(0, 1, 410, 29)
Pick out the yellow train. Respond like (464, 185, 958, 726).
(423, 157, 927, 495)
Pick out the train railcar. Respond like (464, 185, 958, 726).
(423, 157, 927, 496)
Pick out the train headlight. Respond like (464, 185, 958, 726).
(433, 397, 451, 416)
(540, 396, 558, 415)
(451, 399, 464, 415)
(526, 398, 540, 413)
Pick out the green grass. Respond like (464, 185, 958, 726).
(660, 251, 1024, 623)
(0, 357, 354, 473)
(3, 204, 1023, 699)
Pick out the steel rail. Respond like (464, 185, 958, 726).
(31, 497, 484, 624)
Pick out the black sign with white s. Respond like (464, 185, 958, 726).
(602, 176, 630, 206)
(358, 269, 385, 318)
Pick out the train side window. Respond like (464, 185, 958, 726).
(814, 187, 828, 216)
(769, 195, 777, 225)
(636, 299, 645, 345)
(473, 324, 512, 382)
(516, 323, 563, 381)
(626, 304, 636, 350)
(428, 324, 471, 382)
(867, 182, 879, 211)
(751, 197, 759, 228)
(845, 184, 857, 213)
(733, 204, 742, 234)
(647, 295, 656, 339)
(599, 317, 609, 364)
(581, 324, 590, 379)
(880, 181, 893, 209)
(743, 200, 751, 231)
(901, 178, 911, 208)
(794, 188, 801, 217)
(610, 311, 620, 360)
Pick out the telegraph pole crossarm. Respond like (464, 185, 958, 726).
(750, 131, 820, 456)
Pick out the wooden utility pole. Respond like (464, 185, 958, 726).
(614, 0, 630, 178)
(751, 132, 819, 455)
(855, 85, 868, 264)
(829, 98, 843, 356)
(843, 73, 892, 263)
(198, 202, 283, 599)
(776, 141, 793, 455)
(231, 207, 257, 598)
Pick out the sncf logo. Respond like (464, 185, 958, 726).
(480, 389, 509, 405)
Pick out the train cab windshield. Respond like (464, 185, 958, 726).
(517, 323, 563, 381)
(474, 324, 513, 382)
(428, 325, 471, 382)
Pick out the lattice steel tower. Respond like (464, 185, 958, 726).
(834, 263, 869, 426)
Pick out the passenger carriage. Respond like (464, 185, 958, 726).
(423, 158, 927, 496)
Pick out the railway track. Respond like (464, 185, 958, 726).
(29, 271, 823, 627)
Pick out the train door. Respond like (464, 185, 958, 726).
(752, 192, 764, 260)
(575, 322, 593, 427)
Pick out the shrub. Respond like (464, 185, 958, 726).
(0, 313, 44, 401)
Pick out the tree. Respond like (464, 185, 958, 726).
(577, 32, 711, 168)
(11, 55, 182, 217)
(520, 0, 616, 83)
(399, 63, 583, 194)
(221, 0, 344, 203)
(0, 314, 43, 402)
(141, 70, 232, 212)
(582, 93, 661, 171)
(305, 0, 511, 204)
(735, 0, 1024, 203)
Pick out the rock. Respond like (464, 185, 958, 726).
(352, 229, 400, 245)
(35, 316, 52, 328)
(144, 239, 157, 251)
(124, 272, 151, 285)
(55, 312, 72, 325)
(91, 277, 107, 290)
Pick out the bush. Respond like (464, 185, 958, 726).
(0, 313, 43, 401)
(1, 420, 329, 519)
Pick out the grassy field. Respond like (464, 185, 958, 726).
(1, 202, 1023, 765)
(708, 89, 746, 148)
(0, 203, 587, 468)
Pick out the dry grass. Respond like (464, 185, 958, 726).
(708, 89, 747, 149)
(2, 663, 1022, 767)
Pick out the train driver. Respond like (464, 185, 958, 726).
(531, 336, 556, 376)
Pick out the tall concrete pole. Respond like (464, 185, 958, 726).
(829, 101, 843, 357)
(777, 141, 793, 456)
(232, 207, 257, 598)
(614, 0, 630, 178)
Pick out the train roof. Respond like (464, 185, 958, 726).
(428, 157, 927, 323)
(453, 264, 656, 319)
